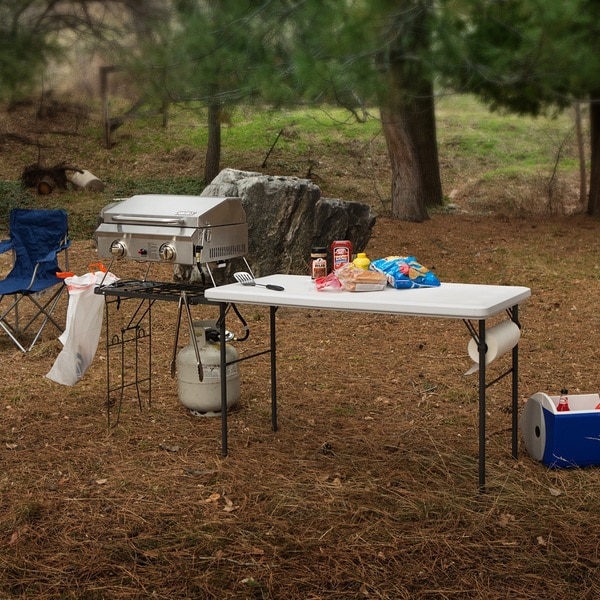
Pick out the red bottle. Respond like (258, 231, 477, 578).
(331, 240, 353, 271)
(557, 389, 570, 412)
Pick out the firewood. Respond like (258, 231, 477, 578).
(67, 169, 105, 192)
(37, 176, 56, 195)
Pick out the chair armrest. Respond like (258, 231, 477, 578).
(38, 239, 71, 264)
(0, 239, 13, 254)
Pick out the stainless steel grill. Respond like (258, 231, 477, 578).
(95, 194, 248, 267)
(94, 194, 251, 429)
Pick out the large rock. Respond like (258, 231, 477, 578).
(201, 168, 376, 276)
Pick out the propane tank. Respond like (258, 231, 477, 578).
(177, 320, 240, 417)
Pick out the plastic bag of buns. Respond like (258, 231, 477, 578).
(335, 263, 387, 292)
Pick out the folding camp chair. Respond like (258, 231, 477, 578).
(0, 208, 71, 352)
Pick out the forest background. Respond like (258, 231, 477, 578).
(2, 1, 600, 599)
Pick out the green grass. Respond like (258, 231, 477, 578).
(107, 93, 582, 182)
(435, 93, 579, 173)
(0, 93, 587, 238)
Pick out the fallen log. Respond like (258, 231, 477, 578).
(67, 169, 105, 192)
(21, 162, 74, 191)
(37, 176, 56, 195)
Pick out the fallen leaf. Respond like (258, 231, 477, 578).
(498, 512, 515, 526)
(222, 496, 237, 512)
(548, 487, 562, 497)
(159, 443, 180, 453)
(96, 478, 108, 485)
(9, 525, 29, 545)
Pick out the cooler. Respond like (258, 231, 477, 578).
(520, 392, 600, 468)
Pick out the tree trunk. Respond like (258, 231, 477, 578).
(574, 103, 587, 208)
(381, 106, 428, 222)
(379, 0, 442, 222)
(205, 101, 222, 184)
(411, 80, 443, 210)
(588, 95, 600, 216)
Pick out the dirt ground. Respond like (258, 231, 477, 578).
(3, 214, 600, 599)
(2, 100, 600, 598)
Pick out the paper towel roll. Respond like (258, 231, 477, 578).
(466, 319, 520, 374)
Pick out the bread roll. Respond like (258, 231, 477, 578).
(335, 263, 387, 292)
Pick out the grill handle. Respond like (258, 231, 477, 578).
(109, 215, 187, 225)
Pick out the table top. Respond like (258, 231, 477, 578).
(205, 275, 531, 319)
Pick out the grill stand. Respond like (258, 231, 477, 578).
(96, 281, 213, 429)
(96, 277, 273, 456)
(102, 294, 153, 428)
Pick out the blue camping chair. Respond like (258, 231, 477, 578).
(0, 208, 71, 352)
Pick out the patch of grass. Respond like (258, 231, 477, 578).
(1, 92, 589, 231)
(107, 176, 206, 198)
(14, 500, 45, 525)
(0, 182, 34, 225)
(436, 93, 580, 189)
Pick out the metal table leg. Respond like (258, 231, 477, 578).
(270, 305, 278, 432)
(478, 319, 487, 493)
(219, 302, 228, 456)
(511, 305, 520, 459)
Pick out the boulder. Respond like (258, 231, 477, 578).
(200, 168, 376, 277)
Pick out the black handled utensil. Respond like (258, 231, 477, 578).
(234, 271, 285, 291)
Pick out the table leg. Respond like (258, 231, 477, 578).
(511, 304, 519, 458)
(220, 302, 228, 456)
(478, 319, 487, 492)
(270, 305, 278, 431)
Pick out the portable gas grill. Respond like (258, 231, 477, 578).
(93, 194, 252, 428)
(96, 194, 249, 288)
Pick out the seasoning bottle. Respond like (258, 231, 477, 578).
(557, 388, 570, 412)
(353, 252, 371, 270)
(331, 240, 353, 271)
(310, 246, 328, 279)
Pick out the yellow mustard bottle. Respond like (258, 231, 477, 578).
(353, 252, 371, 270)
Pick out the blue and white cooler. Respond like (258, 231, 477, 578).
(520, 392, 600, 468)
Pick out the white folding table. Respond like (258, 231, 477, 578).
(205, 274, 531, 491)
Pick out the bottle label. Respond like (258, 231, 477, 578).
(332, 247, 350, 270)
(311, 257, 327, 279)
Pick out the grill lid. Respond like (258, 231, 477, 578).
(95, 194, 248, 265)
(99, 195, 246, 228)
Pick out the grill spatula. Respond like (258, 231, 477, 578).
(234, 272, 285, 291)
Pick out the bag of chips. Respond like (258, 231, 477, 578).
(370, 256, 440, 289)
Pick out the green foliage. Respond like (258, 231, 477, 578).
(0, 182, 34, 225)
(0, 94, 583, 239)
(446, 0, 600, 114)
(0, 30, 51, 103)
(0, 1, 65, 102)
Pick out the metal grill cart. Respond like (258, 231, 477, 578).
(94, 194, 252, 428)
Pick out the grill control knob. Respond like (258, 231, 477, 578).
(159, 243, 176, 262)
(110, 240, 127, 258)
